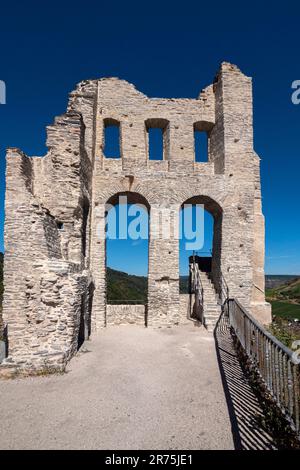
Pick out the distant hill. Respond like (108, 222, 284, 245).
(266, 277, 300, 302)
(107, 267, 189, 303)
(107, 271, 300, 304)
(265, 275, 300, 290)
(266, 276, 300, 322)
(107, 267, 147, 303)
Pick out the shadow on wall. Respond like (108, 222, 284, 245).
(214, 313, 277, 450)
(77, 282, 95, 351)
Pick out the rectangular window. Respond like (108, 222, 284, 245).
(146, 118, 169, 161)
(104, 120, 121, 158)
(148, 128, 164, 161)
(194, 130, 208, 162)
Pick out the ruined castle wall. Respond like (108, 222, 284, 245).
(1, 62, 271, 371)
(90, 78, 216, 329)
(89, 66, 271, 329)
(2, 116, 93, 369)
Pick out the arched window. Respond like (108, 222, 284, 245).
(145, 118, 169, 160)
(103, 118, 121, 158)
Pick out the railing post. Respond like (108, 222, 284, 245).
(227, 299, 233, 325)
(293, 364, 300, 433)
(242, 310, 246, 350)
(287, 360, 294, 420)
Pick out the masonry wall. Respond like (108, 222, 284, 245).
(106, 296, 191, 327)
(2, 119, 93, 370)
(1, 62, 271, 372)
(106, 305, 146, 326)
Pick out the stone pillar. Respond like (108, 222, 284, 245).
(220, 205, 253, 306)
(210, 62, 254, 177)
(90, 202, 106, 330)
(147, 204, 180, 326)
(210, 62, 271, 324)
(251, 159, 272, 323)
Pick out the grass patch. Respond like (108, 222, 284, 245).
(268, 320, 299, 349)
(269, 300, 300, 320)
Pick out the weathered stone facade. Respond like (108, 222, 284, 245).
(1, 62, 271, 371)
(106, 297, 191, 327)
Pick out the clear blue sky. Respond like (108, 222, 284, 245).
(0, 1, 299, 275)
(107, 204, 213, 276)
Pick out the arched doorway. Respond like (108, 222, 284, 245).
(105, 192, 150, 326)
(180, 204, 214, 284)
(179, 196, 223, 325)
(180, 196, 222, 287)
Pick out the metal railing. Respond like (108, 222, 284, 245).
(190, 260, 204, 323)
(226, 298, 300, 435)
(219, 270, 230, 304)
(189, 257, 300, 435)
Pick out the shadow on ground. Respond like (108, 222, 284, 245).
(214, 313, 277, 450)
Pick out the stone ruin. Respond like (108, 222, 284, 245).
(1, 62, 271, 372)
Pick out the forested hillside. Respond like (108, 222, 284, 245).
(107, 267, 148, 303)
(107, 267, 189, 302)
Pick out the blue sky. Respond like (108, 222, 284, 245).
(0, 1, 299, 275)
(107, 204, 213, 276)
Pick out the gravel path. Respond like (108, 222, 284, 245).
(0, 324, 235, 450)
